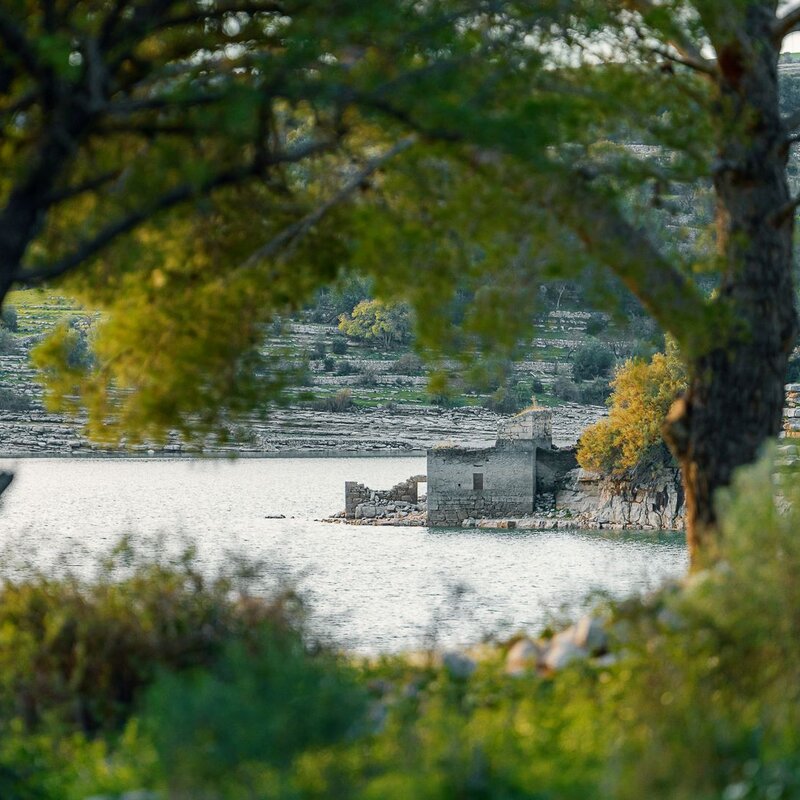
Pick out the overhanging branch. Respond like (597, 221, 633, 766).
(774, 3, 800, 42)
(544, 174, 712, 354)
(241, 136, 416, 269)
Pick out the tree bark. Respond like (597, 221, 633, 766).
(664, 4, 799, 566)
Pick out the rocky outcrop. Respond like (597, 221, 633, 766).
(556, 465, 684, 530)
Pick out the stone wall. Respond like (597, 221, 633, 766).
(497, 408, 552, 443)
(556, 466, 684, 530)
(345, 475, 425, 519)
(784, 383, 800, 437)
(427, 442, 536, 526)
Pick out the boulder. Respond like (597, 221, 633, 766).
(505, 638, 542, 675)
(542, 636, 586, 671)
(443, 650, 477, 680)
(570, 615, 607, 654)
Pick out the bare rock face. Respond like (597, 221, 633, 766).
(556, 466, 684, 530)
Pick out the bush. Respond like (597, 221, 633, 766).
(310, 339, 326, 360)
(584, 313, 608, 337)
(0, 538, 295, 735)
(335, 360, 357, 376)
(312, 389, 354, 412)
(1, 306, 18, 332)
(0, 329, 17, 355)
(578, 339, 687, 474)
(553, 375, 580, 403)
(483, 379, 539, 414)
(331, 337, 348, 355)
(0, 388, 32, 411)
(357, 365, 379, 387)
(323, 356, 335, 372)
(572, 340, 614, 381)
(578, 378, 611, 405)
(390, 352, 424, 375)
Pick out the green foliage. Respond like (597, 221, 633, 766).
(483, 379, 540, 414)
(331, 337, 348, 356)
(145, 630, 367, 794)
(311, 389, 354, 413)
(572, 340, 615, 382)
(1, 306, 18, 333)
(338, 300, 412, 348)
(390, 352, 424, 376)
(0, 329, 17, 355)
(0, 538, 294, 735)
(578, 340, 687, 474)
(0, 388, 32, 412)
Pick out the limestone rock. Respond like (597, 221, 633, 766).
(505, 638, 542, 675)
(542, 635, 587, 671)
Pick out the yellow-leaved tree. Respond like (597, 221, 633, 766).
(578, 340, 687, 476)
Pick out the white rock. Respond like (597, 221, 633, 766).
(571, 615, 607, 653)
(505, 638, 542, 675)
(543, 635, 587, 670)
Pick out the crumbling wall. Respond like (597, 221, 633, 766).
(345, 475, 425, 519)
(427, 442, 536, 526)
(497, 409, 552, 444)
(784, 383, 800, 437)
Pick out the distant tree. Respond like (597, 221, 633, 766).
(572, 341, 615, 382)
(578, 342, 688, 475)
(338, 300, 412, 348)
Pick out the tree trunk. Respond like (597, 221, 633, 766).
(664, 5, 799, 566)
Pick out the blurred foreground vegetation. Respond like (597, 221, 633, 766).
(0, 449, 796, 799)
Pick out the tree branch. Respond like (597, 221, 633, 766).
(241, 137, 416, 269)
(774, 3, 800, 42)
(0, 11, 44, 77)
(543, 174, 713, 354)
(44, 170, 124, 207)
(16, 164, 260, 285)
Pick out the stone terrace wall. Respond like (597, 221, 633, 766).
(427, 443, 535, 526)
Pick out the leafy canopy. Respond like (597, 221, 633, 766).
(578, 340, 688, 474)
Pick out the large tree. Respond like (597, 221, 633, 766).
(4, 0, 800, 566)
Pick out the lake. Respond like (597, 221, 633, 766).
(0, 456, 688, 652)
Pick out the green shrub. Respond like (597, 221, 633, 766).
(335, 360, 357, 376)
(553, 375, 580, 403)
(310, 339, 326, 360)
(312, 389, 354, 412)
(0, 388, 32, 411)
(390, 352, 423, 375)
(578, 377, 611, 405)
(584, 313, 608, 336)
(331, 336, 348, 355)
(0, 329, 17, 355)
(483, 379, 538, 414)
(1, 306, 18, 333)
(144, 629, 367, 793)
(572, 340, 614, 381)
(0, 538, 296, 735)
(323, 356, 335, 372)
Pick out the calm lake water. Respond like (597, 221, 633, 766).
(0, 456, 688, 652)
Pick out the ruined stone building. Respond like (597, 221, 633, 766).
(426, 408, 576, 526)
